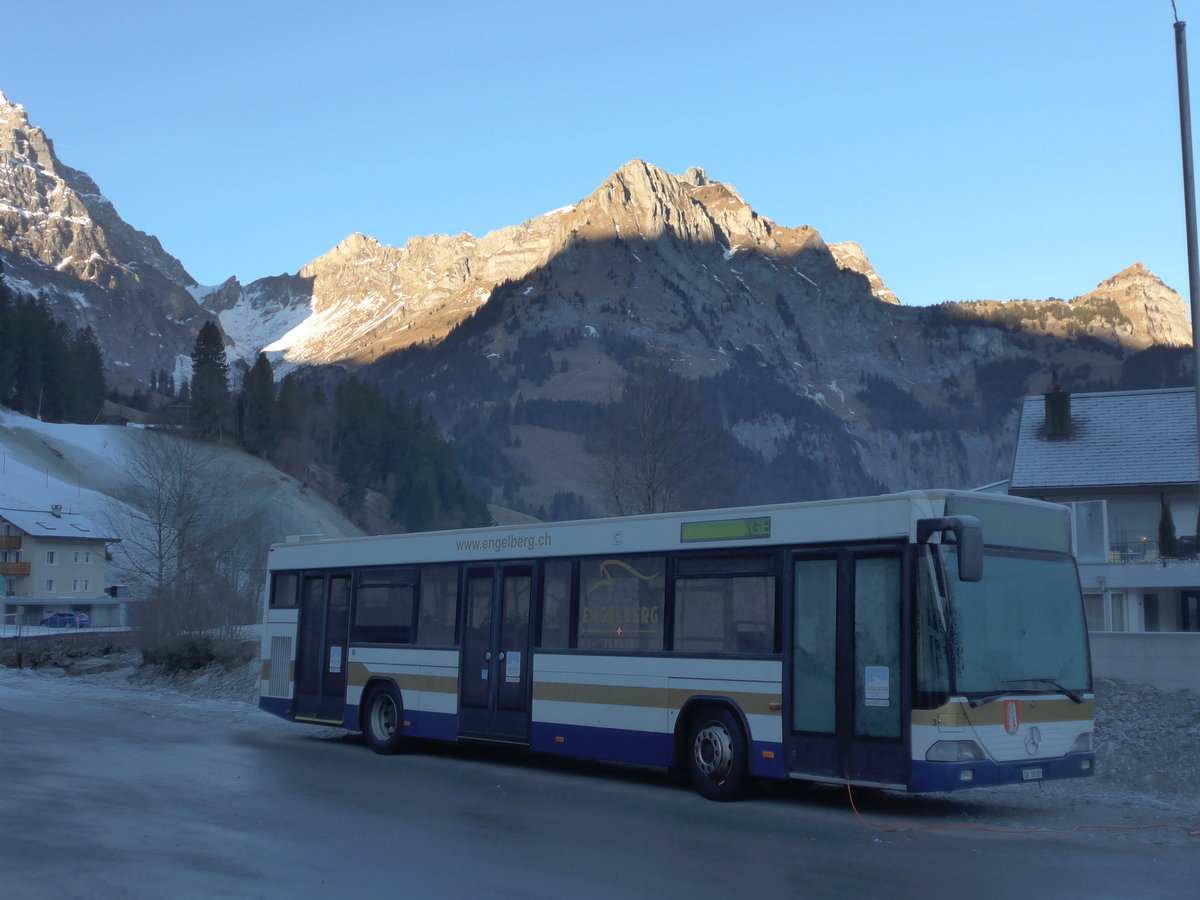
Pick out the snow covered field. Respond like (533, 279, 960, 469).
(0, 408, 361, 550)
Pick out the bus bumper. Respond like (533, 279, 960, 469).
(910, 752, 1096, 792)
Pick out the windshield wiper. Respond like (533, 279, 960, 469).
(967, 691, 1010, 708)
(1002, 677, 1085, 704)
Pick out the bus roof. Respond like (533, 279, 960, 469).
(268, 489, 1071, 571)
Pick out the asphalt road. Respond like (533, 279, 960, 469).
(0, 669, 1195, 899)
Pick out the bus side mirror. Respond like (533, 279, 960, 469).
(917, 515, 983, 583)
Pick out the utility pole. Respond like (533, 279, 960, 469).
(1174, 9, 1200, 521)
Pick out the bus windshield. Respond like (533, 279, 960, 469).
(934, 548, 1091, 702)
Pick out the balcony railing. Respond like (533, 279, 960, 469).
(0, 562, 31, 576)
(0, 536, 21, 550)
(1107, 538, 1199, 563)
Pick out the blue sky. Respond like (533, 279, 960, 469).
(2, 1, 1196, 307)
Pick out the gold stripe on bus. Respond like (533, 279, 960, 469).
(534, 681, 781, 717)
(911, 697, 1094, 727)
(347, 662, 458, 694)
(260, 659, 295, 682)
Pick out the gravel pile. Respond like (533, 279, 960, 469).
(1092, 677, 1200, 801)
(124, 656, 262, 703)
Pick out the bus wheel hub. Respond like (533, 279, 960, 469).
(694, 722, 734, 780)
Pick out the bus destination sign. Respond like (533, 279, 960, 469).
(680, 516, 772, 543)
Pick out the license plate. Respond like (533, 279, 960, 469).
(1022, 767, 1044, 781)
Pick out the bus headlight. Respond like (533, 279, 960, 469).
(926, 740, 985, 762)
(1069, 733, 1093, 753)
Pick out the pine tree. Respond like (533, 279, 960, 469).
(240, 353, 277, 456)
(69, 327, 105, 422)
(189, 320, 230, 439)
(1159, 493, 1178, 558)
(0, 275, 14, 406)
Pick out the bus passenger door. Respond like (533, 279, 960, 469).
(458, 564, 534, 744)
(787, 550, 908, 788)
(293, 572, 352, 724)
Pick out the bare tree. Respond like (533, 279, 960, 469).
(598, 359, 727, 515)
(107, 432, 266, 643)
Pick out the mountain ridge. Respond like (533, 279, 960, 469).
(1, 89, 1193, 517)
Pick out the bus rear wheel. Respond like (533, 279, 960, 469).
(686, 706, 748, 801)
(362, 684, 405, 755)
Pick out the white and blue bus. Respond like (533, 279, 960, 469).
(259, 489, 1094, 800)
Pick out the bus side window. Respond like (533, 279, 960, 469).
(674, 575, 775, 654)
(577, 556, 665, 651)
(352, 568, 417, 644)
(417, 565, 460, 646)
(270, 572, 299, 608)
(539, 559, 572, 649)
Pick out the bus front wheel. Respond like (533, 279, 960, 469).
(362, 684, 405, 755)
(685, 706, 748, 801)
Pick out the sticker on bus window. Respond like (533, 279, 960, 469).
(328, 646, 342, 674)
(864, 666, 890, 707)
(506, 651, 522, 683)
(481, 668, 488, 680)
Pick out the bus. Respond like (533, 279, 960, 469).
(258, 489, 1095, 800)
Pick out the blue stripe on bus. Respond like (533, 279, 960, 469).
(910, 753, 1096, 792)
(259, 696, 292, 720)
(341, 703, 459, 741)
(401, 708, 458, 742)
(532, 722, 674, 767)
(750, 742, 786, 779)
(530, 723, 787, 776)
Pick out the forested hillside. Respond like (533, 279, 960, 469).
(0, 262, 105, 424)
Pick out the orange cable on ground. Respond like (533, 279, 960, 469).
(843, 783, 1200, 837)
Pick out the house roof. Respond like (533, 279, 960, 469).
(0, 507, 115, 541)
(1009, 387, 1199, 491)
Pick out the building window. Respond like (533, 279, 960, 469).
(1182, 591, 1200, 632)
(72, 580, 80, 592)
(1143, 594, 1160, 632)
(45, 579, 56, 593)
(46, 551, 56, 565)
(73, 551, 81, 564)
(84, 551, 92, 564)
(83, 579, 90, 592)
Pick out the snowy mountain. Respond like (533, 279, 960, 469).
(0, 92, 216, 381)
(1, 89, 1193, 516)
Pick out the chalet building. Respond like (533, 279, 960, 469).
(1009, 386, 1200, 692)
(0, 505, 122, 628)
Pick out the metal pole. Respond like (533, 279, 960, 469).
(1175, 19, 1200, 523)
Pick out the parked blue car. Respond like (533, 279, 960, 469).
(40, 611, 89, 628)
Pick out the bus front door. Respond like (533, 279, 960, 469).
(788, 550, 909, 788)
(293, 572, 351, 724)
(458, 564, 534, 744)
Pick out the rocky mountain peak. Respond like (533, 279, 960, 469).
(1071, 261, 1191, 348)
(828, 242, 901, 305)
(0, 90, 210, 377)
